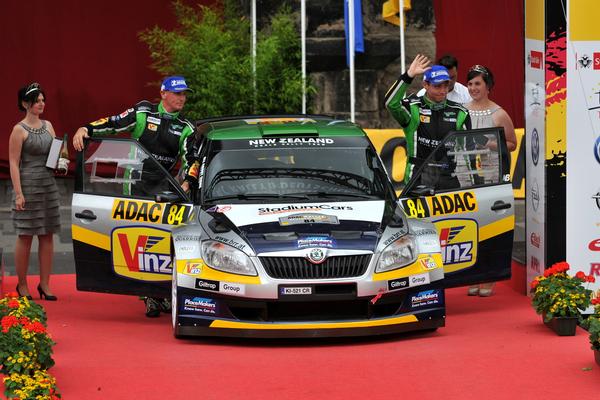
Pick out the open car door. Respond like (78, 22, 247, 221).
(72, 138, 193, 297)
(399, 127, 514, 288)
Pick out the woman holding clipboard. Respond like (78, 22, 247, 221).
(8, 82, 68, 301)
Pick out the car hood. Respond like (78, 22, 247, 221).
(205, 201, 387, 254)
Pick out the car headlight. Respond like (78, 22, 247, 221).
(375, 235, 418, 273)
(201, 240, 257, 276)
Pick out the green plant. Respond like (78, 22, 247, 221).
(3, 370, 61, 400)
(0, 293, 60, 399)
(139, 0, 314, 120)
(582, 295, 600, 351)
(530, 261, 594, 322)
(0, 293, 47, 324)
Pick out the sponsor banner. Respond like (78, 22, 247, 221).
(111, 199, 191, 226)
(410, 289, 443, 310)
(111, 226, 172, 281)
(194, 278, 246, 296)
(195, 278, 219, 291)
(400, 192, 478, 219)
(297, 236, 335, 249)
(249, 137, 336, 147)
(434, 219, 478, 274)
(181, 296, 219, 315)
(525, 36, 546, 288)
(280, 213, 339, 226)
(215, 136, 370, 151)
(388, 277, 409, 291)
(184, 261, 203, 276)
(566, 16, 600, 309)
(217, 201, 385, 227)
(408, 273, 430, 287)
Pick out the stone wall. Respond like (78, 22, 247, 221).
(237, 0, 435, 128)
(305, 0, 435, 128)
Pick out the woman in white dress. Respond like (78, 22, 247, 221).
(465, 65, 516, 297)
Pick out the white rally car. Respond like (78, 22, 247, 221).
(72, 116, 514, 338)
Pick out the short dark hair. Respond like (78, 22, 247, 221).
(437, 54, 458, 70)
(18, 82, 45, 112)
(467, 65, 495, 90)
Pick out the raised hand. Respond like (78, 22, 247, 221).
(407, 54, 432, 78)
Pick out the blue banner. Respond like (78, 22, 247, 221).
(344, 0, 365, 67)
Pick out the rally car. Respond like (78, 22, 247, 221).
(72, 116, 514, 338)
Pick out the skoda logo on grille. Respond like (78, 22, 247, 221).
(307, 248, 327, 264)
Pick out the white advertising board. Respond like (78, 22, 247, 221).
(525, 38, 547, 288)
(566, 39, 600, 311)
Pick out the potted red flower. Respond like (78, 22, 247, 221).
(530, 261, 594, 336)
(0, 292, 61, 399)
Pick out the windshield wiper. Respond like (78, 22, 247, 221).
(205, 193, 310, 202)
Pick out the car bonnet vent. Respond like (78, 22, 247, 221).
(330, 231, 362, 239)
(259, 124, 319, 137)
(263, 232, 299, 241)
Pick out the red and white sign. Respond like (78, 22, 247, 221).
(530, 51, 543, 69)
(594, 52, 600, 69)
(589, 238, 600, 251)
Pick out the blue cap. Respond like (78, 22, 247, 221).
(424, 65, 450, 84)
(160, 76, 193, 92)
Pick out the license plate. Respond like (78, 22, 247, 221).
(280, 286, 312, 295)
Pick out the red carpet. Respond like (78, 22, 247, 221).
(3, 274, 599, 399)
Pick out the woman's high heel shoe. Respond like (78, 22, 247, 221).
(37, 285, 57, 301)
(16, 285, 33, 300)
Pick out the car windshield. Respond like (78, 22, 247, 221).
(203, 140, 387, 202)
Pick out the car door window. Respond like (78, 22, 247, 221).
(80, 138, 183, 199)
(406, 128, 508, 194)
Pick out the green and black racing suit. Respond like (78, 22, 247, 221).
(86, 100, 200, 194)
(385, 72, 471, 185)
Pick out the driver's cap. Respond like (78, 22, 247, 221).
(161, 76, 193, 92)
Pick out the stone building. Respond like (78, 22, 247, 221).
(245, 0, 435, 128)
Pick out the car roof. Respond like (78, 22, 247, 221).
(195, 115, 366, 140)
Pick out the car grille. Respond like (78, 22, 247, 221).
(259, 254, 371, 279)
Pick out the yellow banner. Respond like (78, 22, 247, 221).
(570, 0, 600, 40)
(525, 0, 544, 40)
(382, 0, 412, 26)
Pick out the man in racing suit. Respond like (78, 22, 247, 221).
(72, 75, 201, 317)
(385, 54, 471, 188)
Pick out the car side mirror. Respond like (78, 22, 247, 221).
(408, 185, 435, 197)
(155, 191, 183, 203)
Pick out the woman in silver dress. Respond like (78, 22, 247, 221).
(465, 65, 517, 297)
(8, 83, 62, 300)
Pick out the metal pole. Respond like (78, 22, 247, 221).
(349, 0, 355, 123)
(399, 0, 405, 72)
(301, 0, 306, 114)
(251, 0, 257, 111)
